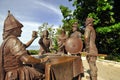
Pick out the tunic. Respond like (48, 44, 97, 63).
(84, 25, 98, 78)
(58, 34, 68, 54)
(39, 37, 51, 55)
(0, 35, 42, 80)
(84, 26, 98, 55)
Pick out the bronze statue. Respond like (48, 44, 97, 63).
(84, 18, 98, 80)
(70, 22, 82, 38)
(65, 22, 83, 54)
(57, 29, 68, 54)
(65, 37, 83, 54)
(25, 31, 38, 48)
(65, 22, 84, 80)
(0, 11, 48, 80)
(38, 30, 52, 55)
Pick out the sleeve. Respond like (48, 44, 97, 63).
(7, 37, 44, 64)
(84, 28, 91, 41)
(8, 37, 28, 57)
(84, 27, 91, 51)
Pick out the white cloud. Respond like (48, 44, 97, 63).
(19, 21, 41, 44)
(19, 21, 60, 46)
(22, 21, 41, 30)
(34, 0, 62, 16)
(0, 0, 69, 46)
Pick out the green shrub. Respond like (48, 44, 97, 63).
(28, 50, 39, 55)
(96, 23, 120, 62)
(105, 53, 120, 62)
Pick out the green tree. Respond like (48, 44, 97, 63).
(96, 23, 120, 61)
(60, 0, 120, 61)
(59, 5, 80, 35)
(71, 0, 114, 27)
(113, 0, 120, 22)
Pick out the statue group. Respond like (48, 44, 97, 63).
(0, 11, 98, 80)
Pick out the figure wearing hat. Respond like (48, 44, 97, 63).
(84, 18, 98, 80)
(0, 11, 48, 80)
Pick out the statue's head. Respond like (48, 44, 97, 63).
(43, 30, 49, 37)
(85, 18, 94, 26)
(72, 22, 79, 32)
(3, 10, 23, 39)
(61, 29, 66, 35)
(4, 10, 23, 32)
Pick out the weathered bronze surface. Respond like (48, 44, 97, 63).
(84, 18, 98, 80)
(65, 22, 83, 54)
(57, 29, 68, 54)
(45, 56, 83, 80)
(4, 10, 23, 32)
(70, 22, 82, 38)
(65, 37, 83, 54)
(0, 11, 48, 80)
(38, 30, 52, 55)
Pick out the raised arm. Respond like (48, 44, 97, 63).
(24, 31, 38, 48)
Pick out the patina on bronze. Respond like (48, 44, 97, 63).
(65, 37, 83, 54)
(84, 18, 98, 80)
(3, 10, 23, 32)
(57, 29, 68, 54)
(0, 11, 48, 80)
(65, 22, 83, 54)
(70, 22, 82, 38)
(45, 56, 83, 80)
(38, 30, 52, 55)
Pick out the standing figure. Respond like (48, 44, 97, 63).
(68, 22, 83, 54)
(38, 30, 52, 55)
(57, 29, 68, 54)
(84, 18, 98, 80)
(0, 11, 48, 80)
(66, 22, 84, 80)
(70, 22, 82, 38)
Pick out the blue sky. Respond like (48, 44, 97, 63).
(0, 0, 74, 46)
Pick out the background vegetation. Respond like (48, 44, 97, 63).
(31, 0, 120, 62)
(59, 0, 120, 61)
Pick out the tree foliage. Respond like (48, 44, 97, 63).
(38, 23, 59, 52)
(59, 5, 80, 35)
(72, 0, 114, 27)
(38, 23, 54, 38)
(96, 23, 120, 54)
(113, 0, 120, 22)
(60, 0, 120, 61)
